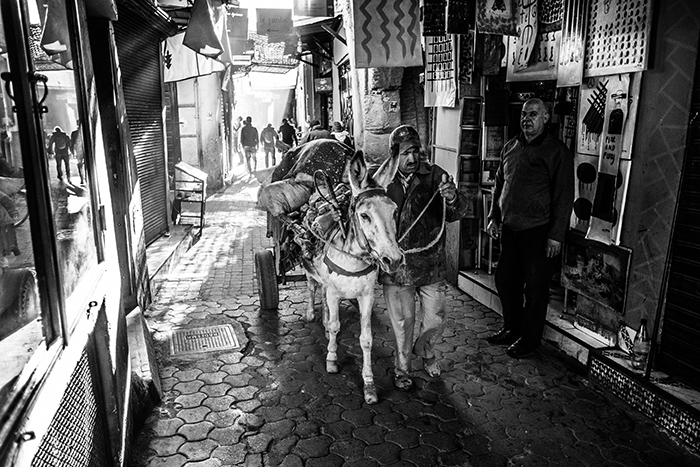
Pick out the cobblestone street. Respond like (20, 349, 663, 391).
(129, 165, 700, 467)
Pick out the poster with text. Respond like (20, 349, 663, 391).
(425, 35, 458, 108)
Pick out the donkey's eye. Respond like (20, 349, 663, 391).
(360, 213, 371, 222)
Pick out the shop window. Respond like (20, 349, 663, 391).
(0, 0, 101, 449)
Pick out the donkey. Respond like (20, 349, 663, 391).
(301, 150, 404, 404)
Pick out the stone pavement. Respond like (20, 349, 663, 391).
(129, 164, 700, 467)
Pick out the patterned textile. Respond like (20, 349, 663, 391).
(352, 0, 422, 68)
(424, 35, 457, 108)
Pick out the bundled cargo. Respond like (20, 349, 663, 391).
(258, 139, 353, 218)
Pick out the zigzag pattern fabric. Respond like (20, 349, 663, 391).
(352, 0, 423, 68)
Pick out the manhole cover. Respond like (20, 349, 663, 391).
(170, 324, 240, 355)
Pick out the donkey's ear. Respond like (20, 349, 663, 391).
(348, 150, 367, 195)
(372, 150, 400, 189)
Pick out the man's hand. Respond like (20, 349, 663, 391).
(439, 174, 457, 203)
(545, 238, 562, 257)
(486, 219, 500, 240)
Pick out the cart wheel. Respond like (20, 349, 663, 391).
(255, 249, 279, 310)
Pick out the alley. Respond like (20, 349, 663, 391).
(129, 164, 700, 467)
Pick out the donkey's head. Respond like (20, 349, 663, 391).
(347, 151, 404, 273)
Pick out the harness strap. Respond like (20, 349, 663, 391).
(323, 255, 377, 277)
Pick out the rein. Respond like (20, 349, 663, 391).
(398, 189, 447, 255)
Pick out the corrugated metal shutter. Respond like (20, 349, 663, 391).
(657, 44, 700, 391)
(113, 1, 172, 244)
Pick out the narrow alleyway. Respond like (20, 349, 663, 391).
(129, 163, 700, 467)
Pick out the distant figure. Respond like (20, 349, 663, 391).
(299, 119, 332, 145)
(71, 120, 85, 185)
(239, 116, 259, 175)
(47, 126, 72, 182)
(233, 116, 243, 165)
(278, 118, 298, 147)
(260, 123, 279, 168)
(331, 121, 353, 148)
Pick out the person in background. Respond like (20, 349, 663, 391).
(380, 125, 470, 391)
(260, 124, 279, 168)
(71, 120, 85, 185)
(240, 116, 259, 175)
(278, 118, 298, 148)
(486, 98, 574, 358)
(47, 126, 72, 183)
(299, 119, 332, 145)
(233, 116, 243, 165)
(331, 121, 353, 148)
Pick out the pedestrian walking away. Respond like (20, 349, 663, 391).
(240, 116, 259, 175)
(380, 124, 470, 391)
(47, 126, 72, 182)
(331, 121, 354, 148)
(260, 123, 279, 168)
(299, 119, 332, 145)
(486, 98, 574, 358)
(278, 118, 298, 148)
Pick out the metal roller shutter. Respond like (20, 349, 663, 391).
(113, 1, 174, 244)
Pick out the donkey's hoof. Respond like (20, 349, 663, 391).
(364, 384, 378, 404)
(326, 361, 339, 373)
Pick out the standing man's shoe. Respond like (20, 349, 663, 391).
(506, 338, 539, 358)
(486, 328, 519, 345)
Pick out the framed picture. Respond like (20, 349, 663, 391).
(481, 159, 499, 185)
(485, 126, 506, 159)
(459, 128, 480, 155)
(561, 231, 632, 314)
(461, 98, 481, 127)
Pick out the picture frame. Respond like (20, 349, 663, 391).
(561, 231, 632, 314)
(485, 125, 506, 159)
(461, 98, 481, 127)
(459, 128, 480, 155)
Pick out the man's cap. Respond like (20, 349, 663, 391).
(390, 125, 421, 150)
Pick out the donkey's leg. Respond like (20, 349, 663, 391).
(357, 293, 378, 404)
(325, 289, 341, 374)
(305, 275, 318, 322)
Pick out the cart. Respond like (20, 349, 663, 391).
(255, 212, 309, 311)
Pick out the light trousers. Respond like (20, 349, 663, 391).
(383, 281, 446, 376)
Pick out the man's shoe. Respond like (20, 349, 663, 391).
(506, 338, 539, 358)
(487, 328, 519, 345)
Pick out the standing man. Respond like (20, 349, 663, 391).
(47, 126, 72, 183)
(278, 118, 298, 148)
(260, 123, 279, 168)
(381, 125, 470, 391)
(239, 116, 259, 175)
(70, 120, 85, 185)
(486, 98, 574, 358)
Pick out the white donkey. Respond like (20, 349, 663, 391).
(302, 150, 404, 404)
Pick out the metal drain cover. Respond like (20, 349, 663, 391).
(170, 324, 240, 355)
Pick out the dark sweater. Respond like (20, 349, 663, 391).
(488, 131, 574, 243)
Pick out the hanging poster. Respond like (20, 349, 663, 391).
(506, 31, 560, 82)
(478, 33, 505, 75)
(512, 0, 538, 73)
(610, 158, 632, 244)
(476, 0, 517, 36)
(586, 73, 631, 245)
(447, 0, 474, 34)
(539, 0, 563, 32)
(425, 35, 458, 107)
(352, 0, 423, 68)
(583, 0, 652, 78)
(424, 0, 448, 36)
(570, 153, 598, 233)
(576, 76, 607, 155)
(459, 31, 476, 87)
(557, 0, 588, 87)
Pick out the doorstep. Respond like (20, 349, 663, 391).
(146, 225, 197, 296)
(457, 269, 700, 452)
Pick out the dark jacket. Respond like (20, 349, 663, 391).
(300, 126, 332, 144)
(488, 131, 574, 243)
(278, 122, 298, 146)
(379, 161, 470, 287)
(240, 124, 259, 147)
